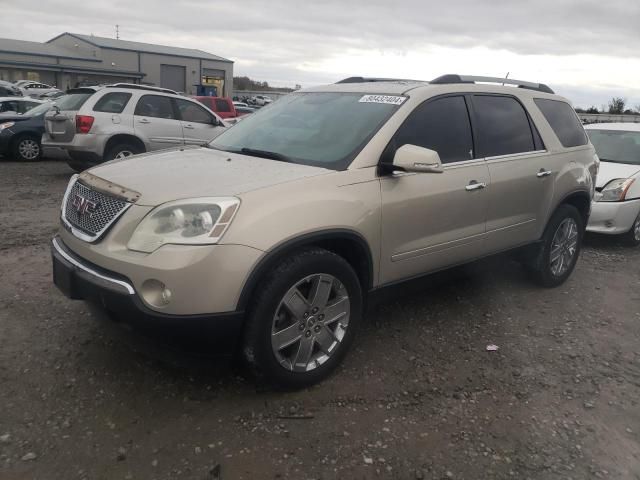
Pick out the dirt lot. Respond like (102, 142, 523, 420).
(1, 159, 639, 480)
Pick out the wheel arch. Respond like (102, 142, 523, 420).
(556, 190, 591, 227)
(103, 134, 146, 159)
(236, 229, 374, 312)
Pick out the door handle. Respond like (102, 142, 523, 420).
(138, 118, 151, 124)
(537, 169, 552, 178)
(183, 124, 195, 130)
(465, 181, 487, 191)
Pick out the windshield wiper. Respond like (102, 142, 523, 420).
(240, 147, 292, 163)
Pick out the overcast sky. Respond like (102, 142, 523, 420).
(4, 0, 640, 108)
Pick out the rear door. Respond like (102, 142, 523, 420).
(133, 94, 184, 150)
(379, 95, 491, 284)
(470, 94, 551, 252)
(175, 98, 225, 145)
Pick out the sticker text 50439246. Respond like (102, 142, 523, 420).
(359, 95, 407, 106)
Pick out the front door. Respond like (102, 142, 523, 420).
(470, 94, 554, 252)
(380, 95, 490, 284)
(175, 98, 226, 145)
(133, 94, 184, 151)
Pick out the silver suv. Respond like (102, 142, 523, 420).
(51, 75, 598, 388)
(43, 84, 226, 171)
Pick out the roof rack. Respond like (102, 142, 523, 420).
(430, 74, 554, 94)
(336, 76, 424, 84)
(106, 83, 178, 95)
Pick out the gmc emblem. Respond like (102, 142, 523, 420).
(72, 194, 98, 217)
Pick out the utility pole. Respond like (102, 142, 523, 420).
(115, 25, 120, 40)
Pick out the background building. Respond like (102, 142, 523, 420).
(0, 33, 233, 96)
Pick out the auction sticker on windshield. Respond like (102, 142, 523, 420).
(359, 95, 407, 105)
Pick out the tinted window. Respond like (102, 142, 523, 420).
(214, 98, 231, 112)
(176, 98, 214, 123)
(393, 96, 473, 163)
(0, 101, 18, 113)
(473, 95, 535, 157)
(534, 98, 587, 148)
(134, 95, 176, 119)
(93, 92, 132, 114)
(54, 93, 93, 111)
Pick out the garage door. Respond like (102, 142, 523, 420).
(160, 64, 186, 92)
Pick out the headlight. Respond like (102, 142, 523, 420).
(0, 122, 15, 131)
(598, 178, 635, 202)
(128, 197, 240, 253)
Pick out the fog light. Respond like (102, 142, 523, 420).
(141, 279, 172, 307)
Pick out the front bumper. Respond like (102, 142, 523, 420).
(51, 236, 246, 355)
(0, 130, 11, 156)
(586, 198, 640, 235)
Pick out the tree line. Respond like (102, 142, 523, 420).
(233, 76, 299, 92)
(575, 98, 640, 115)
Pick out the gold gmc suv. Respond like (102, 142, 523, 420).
(52, 74, 598, 388)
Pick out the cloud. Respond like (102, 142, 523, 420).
(2, 0, 640, 106)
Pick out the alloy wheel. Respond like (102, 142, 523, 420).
(114, 150, 134, 160)
(633, 215, 640, 242)
(549, 218, 579, 276)
(18, 139, 39, 160)
(271, 273, 350, 372)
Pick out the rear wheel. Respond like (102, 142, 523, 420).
(527, 204, 584, 287)
(12, 135, 41, 161)
(242, 248, 362, 389)
(104, 142, 143, 161)
(622, 212, 640, 247)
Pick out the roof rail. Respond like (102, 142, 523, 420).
(336, 76, 424, 84)
(430, 74, 555, 94)
(106, 83, 178, 95)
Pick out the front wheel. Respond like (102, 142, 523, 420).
(242, 248, 362, 389)
(622, 212, 640, 247)
(527, 204, 584, 288)
(12, 135, 41, 161)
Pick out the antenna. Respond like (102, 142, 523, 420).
(115, 24, 120, 40)
(503, 72, 510, 86)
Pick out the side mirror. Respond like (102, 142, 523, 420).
(392, 144, 443, 174)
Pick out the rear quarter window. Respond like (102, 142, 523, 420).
(534, 98, 587, 148)
(54, 93, 94, 111)
(93, 92, 132, 114)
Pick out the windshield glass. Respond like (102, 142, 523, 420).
(587, 129, 640, 165)
(55, 92, 94, 111)
(209, 92, 403, 169)
(24, 102, 52, 117)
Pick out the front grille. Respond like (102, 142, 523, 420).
(63, 180, 130, 241)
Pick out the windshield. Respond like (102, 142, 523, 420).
(209, 92, 403, 169)
(24, 102, 52, 117)
(587, 129, 640, 165)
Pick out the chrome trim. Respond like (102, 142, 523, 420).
(484, 150, 548, 162)
(465, 182, 487, 191)
(61, 177, 132, 243)
(52, 237, 135, 295)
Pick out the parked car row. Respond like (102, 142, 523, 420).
(0, 79, 64, 98)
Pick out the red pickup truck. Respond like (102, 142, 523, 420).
(193, 96, 240, 119)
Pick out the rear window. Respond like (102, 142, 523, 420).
(473, 95, 536, 157)
(215, 98, 231, 112)
(534, 98, 587, 148)
(55, 93, 93, 111)
(93, 92, 131, 114)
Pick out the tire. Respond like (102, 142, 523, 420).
(12, 135, 41, 161)
(527, 204, 584, 288)
(104, 142, 143, 161)
(242, 247, 363, 389)
(66, 160, 88, 173)
(622, 212, 640, 247)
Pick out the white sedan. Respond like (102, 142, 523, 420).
(585, 123, 640, 246)
(0, 97, 45, 117)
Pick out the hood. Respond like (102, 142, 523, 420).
(87, 146, 332, 205)
(596, 161, 640, 188)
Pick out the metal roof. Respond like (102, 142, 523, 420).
(48, 33, 233, 63)
(0, 37, 97, 61)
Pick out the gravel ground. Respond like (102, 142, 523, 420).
(1, 159, 639, 480)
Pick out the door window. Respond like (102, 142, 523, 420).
(215, 99, 231, 112)
(392, 96, 474, 163)
(472, 95, 536, 157)
(0, 101, 18, 113)
(175, 98, 215, 124)
(134, 95, 176, 119)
